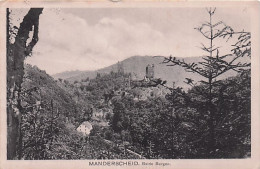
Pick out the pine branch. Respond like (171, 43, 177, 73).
(163, 56, 209, 78)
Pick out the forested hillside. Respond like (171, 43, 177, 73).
(82, 69, 251, 159)
(20, 64, 150, 159)
(18, 64, 250, 159)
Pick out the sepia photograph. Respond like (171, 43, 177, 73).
(1, 1, 260, 169)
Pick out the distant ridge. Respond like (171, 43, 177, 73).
(52, 70, 84, 80)
(52, 55, 237, 89)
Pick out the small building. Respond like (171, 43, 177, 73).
(94, 109, 104, 118)
(76, 121, 93, 136)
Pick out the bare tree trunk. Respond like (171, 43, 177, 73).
(7, 8, 43, 159)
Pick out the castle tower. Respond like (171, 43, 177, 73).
(117, 61, 124, 74)
(146, 64, 154, 79)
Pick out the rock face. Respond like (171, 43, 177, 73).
(76, 121, 93, 136)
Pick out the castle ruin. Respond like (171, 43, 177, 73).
(145, 64, 154, 79)
(117, 61, 124, 74)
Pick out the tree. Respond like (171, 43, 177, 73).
(162, 8, 250, 157)
(111, 102, 125, 133)
(7, 8, 43, 159)
(80, 84, 85, 91)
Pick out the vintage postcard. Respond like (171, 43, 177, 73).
(0, 1, 259, 169)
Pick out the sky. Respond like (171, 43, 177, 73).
(10, 7, 250, 75)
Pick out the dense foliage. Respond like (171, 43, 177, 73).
(69, 68, 250, 159)
(106, 71, 250, 159)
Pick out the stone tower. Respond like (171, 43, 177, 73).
(117, 61, 124, 74)
(146, 64, 154, 79)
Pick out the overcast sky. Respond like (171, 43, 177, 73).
(10, 7, 250, 75)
